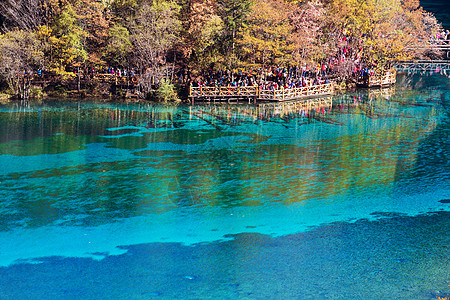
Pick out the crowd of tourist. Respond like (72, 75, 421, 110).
(434, 30, 450, 44)
(79, 67, 138, 79)
(190, 64, 336, 90)
(188, 30, 388, 91)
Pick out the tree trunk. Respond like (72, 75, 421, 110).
(77, 67, 81, 92)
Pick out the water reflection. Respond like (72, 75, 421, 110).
(0, 87, 446, 231)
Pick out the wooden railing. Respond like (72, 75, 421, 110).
(369, 72, 396, 87)
(30, 73, 138, 85)
(91, 74, 138, 84)
(189, 86, 259, 98)
(395, 60, 450, 72)
(190, 83, 334, 102)
(406, 44, 450, 51)
(259, 83, 334, 101)
(357, 72, 396, 87)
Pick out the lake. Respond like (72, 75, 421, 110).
(0, 73, 449, 299)
(421, 0, 450, 29)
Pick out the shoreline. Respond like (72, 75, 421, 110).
(0, 77, 355, 105)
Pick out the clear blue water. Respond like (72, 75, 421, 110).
(0, 74, 449, 299)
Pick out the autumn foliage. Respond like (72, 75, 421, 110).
(0, 0, 444, 96)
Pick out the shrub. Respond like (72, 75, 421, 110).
(30, 86, 44, 99)
(155, 78, 180, 102)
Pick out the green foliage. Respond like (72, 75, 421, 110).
(322, 0, 440, 70)
(0, 92, 12, 103)
(73, 0, 111, 66)
(186, 1, 224, 70)
(105, 24, 132, 67)
(130, 0, 182, 92)
(0, 30, 44, 98)
(155, 78, 180, 102)
(217, 0, 253, 67)
(218, 0, 253, 34)
(0, 30, 44, 75)
(49, 4, 88, 72)
(30, 86, 45, 99)
(130, 0, 182, 67)
(110, 0, 141, 20)
(238, 0, 293, 67)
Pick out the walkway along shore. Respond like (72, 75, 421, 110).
(20, 69, 397, 102)
(189, 72, 397, 103)
(189, 84, 334, 103)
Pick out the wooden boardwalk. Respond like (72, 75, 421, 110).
(93, 74, 138, 85)
(259, 83, 334, 101)
(189, 83, 334, 102)
(356, 72, 396, 87)
(31, 73, 139, 85)
(395, 60, 450, 72)
(406, 44, 450, 59)
(397, 44, 450, 72)
(189, 86, 259, 101)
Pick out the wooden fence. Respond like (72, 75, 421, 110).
(189, 86, 259, 99)
(189, 83, 334, 102)
(356, 72, 396, 87)
(93, 74, 138, 85)
(30, 73, 138, 85)
(259, 83, 334, 101)
(395, 60, 450, 72)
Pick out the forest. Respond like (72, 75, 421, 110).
(0, 0, 444, 100)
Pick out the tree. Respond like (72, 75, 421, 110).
(289, 0, 326, 66)
(72, 0, 111, 67)
(237, 0, 293, 68)
(321, 0, 443, 74)
(217, 0, 252, 69)
(179, 0, 224, 73)
(0, 30, 44, 99)
(48, 4, 88, 74)
(104, 24, 132, 68)
(129, 0, 182, 93)
(109, 0, 141, 21)
(0, 0, 43, 31)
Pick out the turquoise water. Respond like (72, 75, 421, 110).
(0, 74, 449, 298)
